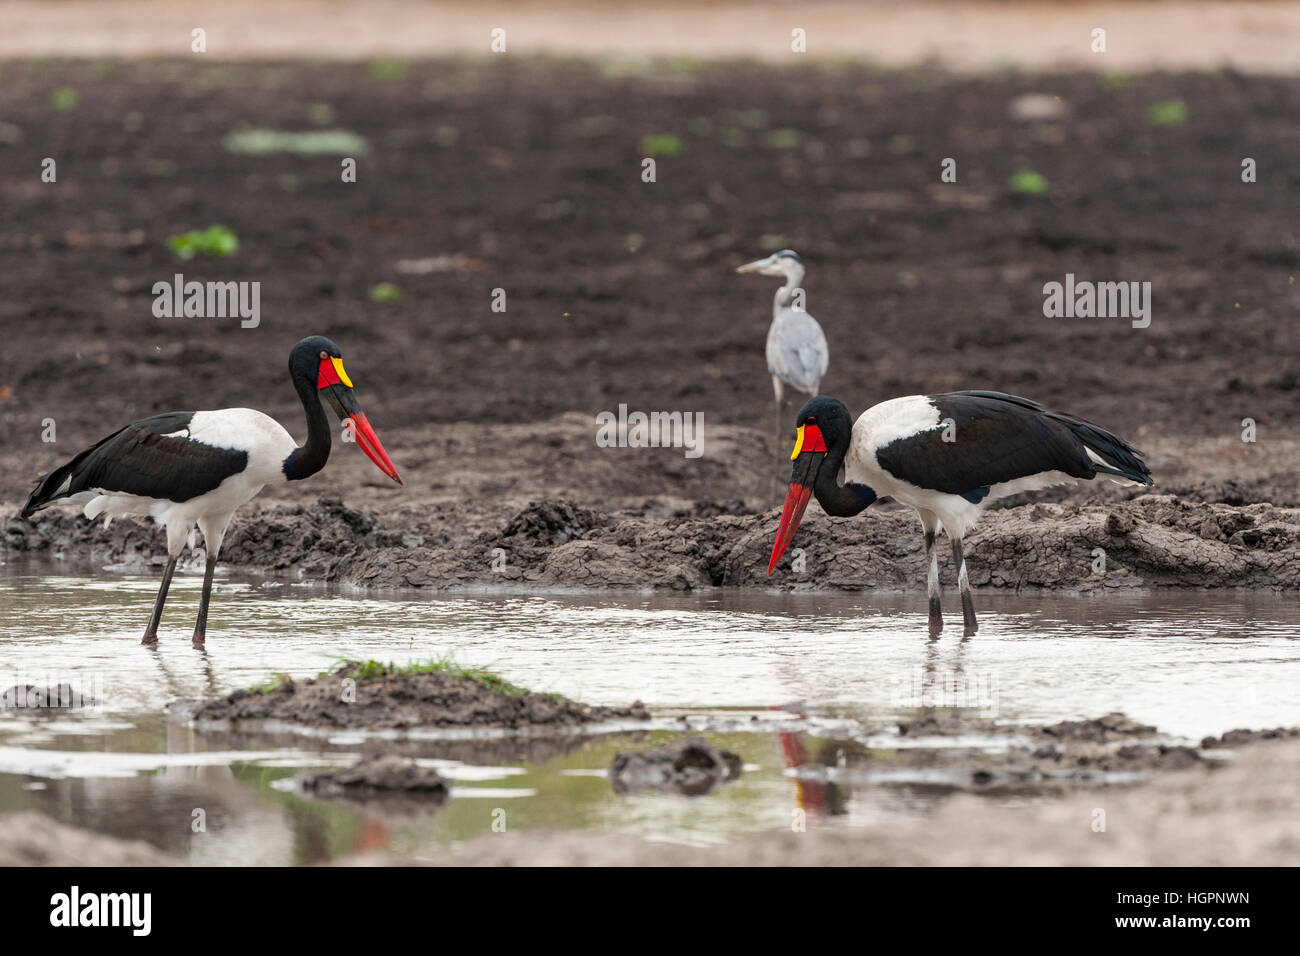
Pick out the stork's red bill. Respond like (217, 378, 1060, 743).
(768, 421, 828, 574)
(315, 351, 402, 484)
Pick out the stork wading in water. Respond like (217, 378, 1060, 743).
(735, 250, 830, 485)
(767, 392, 1153, 636)
(21, 336, 403, 646)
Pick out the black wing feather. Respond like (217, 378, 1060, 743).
(875, 393, 1152, 496)
(22, 412, 249, 517)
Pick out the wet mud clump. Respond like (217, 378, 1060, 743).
(299, 755, 450, 801)
(1036, 712, 1157, 742)
(1201, 726, 1300, 749)
(610, 736, 743, 795)
(188, 662, 651, 731)
(808, 712, 1228, 796)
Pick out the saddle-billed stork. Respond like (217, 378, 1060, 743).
(767, 391, 1153, 636)
(21, 336, 402, 646)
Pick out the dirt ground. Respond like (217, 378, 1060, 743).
(0, 59, 1297, 592)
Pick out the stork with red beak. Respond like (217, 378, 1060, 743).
(768, 392, 1152, 636)
(21, 336, 403, 646)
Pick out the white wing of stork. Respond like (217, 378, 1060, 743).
(21, 335, 403, 646)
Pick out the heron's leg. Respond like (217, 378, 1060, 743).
(950, 537, 978, 636)
(771, 376, 785, 504)
(142, 555, 178, 645)
(924, 528, 942, 636)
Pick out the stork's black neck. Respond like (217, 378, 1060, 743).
(282, 365, 330, 481)
(814, 431, 877, 517)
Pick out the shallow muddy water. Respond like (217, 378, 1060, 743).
(0, 563, 1297, 864)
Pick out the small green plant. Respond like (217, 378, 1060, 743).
(1146, 100, 1188, 126)
(368, 282, 404, 303)
(763, 128, 802, 149)
(223, 128, 369, 156)
(167, 225, 239, 260)
(1009, 170, 1051, 195)
(306, 102, 335, 126)
(368, 59, 409, 80)
(50, 87, 79, 111)
(639, 133, 683, 157)
(335, 656, 550, 698)
(248, 673, 292, 693)
(1102, 71, 1135, 90)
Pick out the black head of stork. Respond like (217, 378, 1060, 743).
(768, 396, 877, 574)
(284, 335, 402, 485)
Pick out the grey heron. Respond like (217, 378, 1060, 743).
(735, 249, 830, 488)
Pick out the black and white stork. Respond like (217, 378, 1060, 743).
(767, 391, 1153, 636)
(21, 335, 402, 646)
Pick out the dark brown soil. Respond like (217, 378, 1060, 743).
(609, 736, 743, 795)
(0, 59, 1296, 591)
(299, 755, 450, 801)
(186, 661, 650, 731)
(814, 711, 1238, 796)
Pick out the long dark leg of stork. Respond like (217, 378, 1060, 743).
(144, 524, 189, 644)
(142, 555, 178, 645)
(950, 537, 978, 636)
(771, 375, 785, 505)
(192, 514, 232, 646)
(923, 526, 942, 637)
(192, 551, 218, 646)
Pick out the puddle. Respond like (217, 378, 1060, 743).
(0, 562, 1297, 864)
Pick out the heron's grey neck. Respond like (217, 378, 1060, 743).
(773, 268, 804, 312)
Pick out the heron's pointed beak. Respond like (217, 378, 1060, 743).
(768, 424, 827, 574)
(736, 256, 774, 274)
(348, 411, 403, 485)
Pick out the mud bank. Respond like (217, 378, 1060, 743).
(184, 661, 650, 731)
(299, 755, 450, 801)
(6, 717, 1296, 866)
(826, 712, 1231, 797)
(609, 736, 743, 795)
(9, 488, 1300, 592)
(362, 734, 1300, 867)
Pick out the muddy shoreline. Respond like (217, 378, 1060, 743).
(8, 484, 1300, 593)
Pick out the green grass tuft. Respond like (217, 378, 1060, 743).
(1009, 169, 1051, 195)
(639, 133, 683, 157)
(1146, 100, 1188, 126)
(167, 225, 239, 260)
(334, 656, 558, 699)
(50, 87, 79, 110)
(222, 128, 369, 156)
